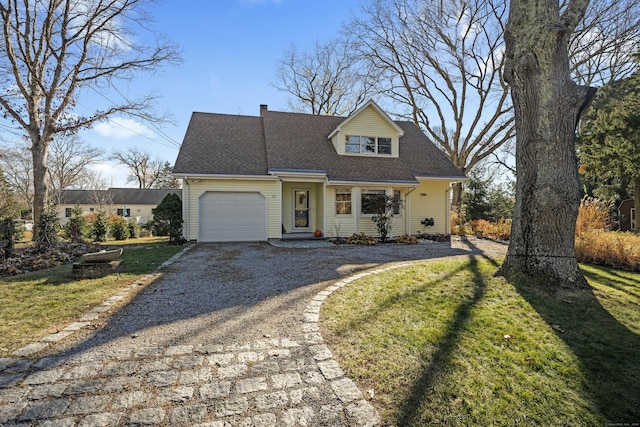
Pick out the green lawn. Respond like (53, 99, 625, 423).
(321, 255, 640, 426)
(0, 239, 184, 356)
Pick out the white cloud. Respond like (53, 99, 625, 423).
(93, 118, 154, 139)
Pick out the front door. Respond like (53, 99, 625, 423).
(294, 189, 310, 230)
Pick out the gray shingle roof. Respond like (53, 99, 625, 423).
(173, 108, 465, 182)
(59, 188, 181, 205)
(173, 112, 267, 176)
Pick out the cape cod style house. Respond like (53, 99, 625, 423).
(172, 101, 466, 242)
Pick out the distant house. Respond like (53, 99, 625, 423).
(172, 100, 466, 242)
(618, 199, 636, 232)
(57, 188, 181, 225)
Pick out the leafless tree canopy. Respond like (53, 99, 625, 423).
(570, 0, 640, 86)
(47, 134, 104, 193)
(112, 146, 163, 189)
(342, 0, 638, 205)
(272, 39, 377, 116)
(347, 0, 514, 205)
(0, 0, 180, 232)
(0, 143, 33, 209)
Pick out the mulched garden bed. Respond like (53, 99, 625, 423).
(0, 242, 102, 277)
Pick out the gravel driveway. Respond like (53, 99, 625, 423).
(75, 238, 503, 348)
(0, 237, 506, 426)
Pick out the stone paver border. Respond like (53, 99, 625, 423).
(1, 241, 490, 426)
(302, 261, 415, 426)
(11, 245, 193, 358)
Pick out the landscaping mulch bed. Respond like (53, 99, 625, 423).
(0, 242, 102, 276)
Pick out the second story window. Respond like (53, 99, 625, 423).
(346, 136, 392, 155)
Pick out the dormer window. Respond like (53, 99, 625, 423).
(346, 135, 393, 155)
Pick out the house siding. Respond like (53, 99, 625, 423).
(618, 199, 636, 231)
(184, 178, 280, 241)
(57, 204, 159, 225)
(332, 105, 400, 157)
(325, 186, 357, 238)
(324, 185, 407, 238)
(408, 180, 452, 235)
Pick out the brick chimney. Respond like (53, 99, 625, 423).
(260, 104, 268, 116)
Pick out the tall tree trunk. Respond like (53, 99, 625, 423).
(451, 182, 463, 213)
(31, 134, 49, 238)
(497, 0, 592, 288)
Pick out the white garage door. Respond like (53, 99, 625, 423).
(199, 192, 267, 242)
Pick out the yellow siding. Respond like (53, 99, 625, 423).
(324, 186, 407, 238)
(407, 180, 452, 235)
(184, 179, 280, 240)
(182, 178, 453, 241)
(332, 105, 400, 157)
(325, 186, 356, 237)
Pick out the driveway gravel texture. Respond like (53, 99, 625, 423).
(0, 237, 506, 426)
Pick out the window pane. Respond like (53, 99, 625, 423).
(363, 137, 376, 153)
(378, 138, 392, 154)
(346, 136, 360, 153)
(361, 190, 386, 214)
(336, 190, 352, 215)
(65, 208, 72, 218)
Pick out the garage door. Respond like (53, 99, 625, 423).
(199, 192, 267, 242)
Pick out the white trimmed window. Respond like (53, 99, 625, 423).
(361, 189, 386, 215)
(335, 189, 352, 215)
(346, 136, 393, 155)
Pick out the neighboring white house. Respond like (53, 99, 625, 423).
(57, 188, 181, 225)
(172, 100, 466, 242)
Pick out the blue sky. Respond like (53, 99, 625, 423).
(81, 0, 362, 187)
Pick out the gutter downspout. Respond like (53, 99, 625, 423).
(446, 185, 452, 235)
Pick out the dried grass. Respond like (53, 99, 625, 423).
(576, 197, 611, 234)
(576, 230, 640, 272)
(470, 218, 511, 240)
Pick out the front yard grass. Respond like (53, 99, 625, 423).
(321, 256, 640, 426)
(0, 238, 184, 356)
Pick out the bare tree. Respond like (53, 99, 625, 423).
(348, 0, 514, 207)
(0, 143, 33, 211)
(0, 0, 180, 236)
(47, 134, 104, 203)
(0, 163, 19, 219)
(496, 0, 595, 287)
(272, 38, 377, 116)
(570, 0, 640, 86)
(112, 147, 163, 189)
(347, 0, 639, 207)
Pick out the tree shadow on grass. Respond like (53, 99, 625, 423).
(397, 240, 499, 426)
(511, 268, 640, 424)
(582, 266, 640, 300)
